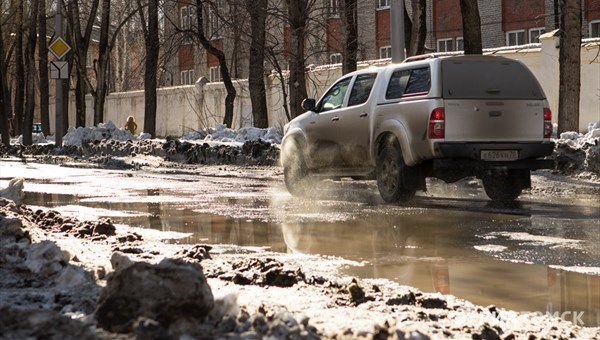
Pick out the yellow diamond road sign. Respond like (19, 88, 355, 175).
(49, 37, 71, 60)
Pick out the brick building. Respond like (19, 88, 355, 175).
(162, 0, 600, 87)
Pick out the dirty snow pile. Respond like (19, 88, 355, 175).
(19, 122, 282, 147)
(63, 121, 151, 146)
(181, 124, 282, 145)
(553, 121, 600, 175)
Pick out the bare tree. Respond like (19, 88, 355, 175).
(407, 0, 427, 57)
(67, 0, 100, 128)
(194, 0, 236, 128)
(558, 0, 582, 133)
(245, 0, 269, 128)
(38, 0, 50, 136)
(92, 0, 111, 126)
(138, 0, 160, 137)
(22, 0, 39, 146)
(459, 0, 482, 54)
(286, 0, 311, 119)
(340, 0, 358, 74)
(90, 1, 139, 125)
(13, 1, 25, 136)
(0, 1, 13, 145)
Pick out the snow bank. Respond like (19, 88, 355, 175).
(181, 124, 282, 144)
(554, 121, 600, 175)
(63, 121, 141, 146)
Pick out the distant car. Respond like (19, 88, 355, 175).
(32, 123, 42, 133)
(281, 54, 555, 202)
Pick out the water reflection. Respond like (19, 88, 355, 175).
(147, 189, 163, 230)
(281, 211, 600, 326)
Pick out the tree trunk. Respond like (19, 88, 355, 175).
(68, 0, 100, 128)
(267, 46, 291, 122)
(459, 0, 482, 54)
(408, 0, 427, 56)
(340, 0, 358, 74)
(139, 0, 159, 137)
(94, 0, 111, 126)
(558, 0, 582, 134)
(38, 0, 50, 136)
(0, 1, 11, 145)
(14, 1, 25, 136)
(245, 0, 269, 128)
(23, 0, 39, 146)
(287, 0, 309, 119)
(195, 0, 236, 128)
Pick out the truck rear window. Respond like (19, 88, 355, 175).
(441, 58, 545, 100)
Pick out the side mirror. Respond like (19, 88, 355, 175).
(301, 98, 316, 112)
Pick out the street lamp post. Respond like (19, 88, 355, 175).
(390, 0, 406, 63)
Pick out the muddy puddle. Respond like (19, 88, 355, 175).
(20, 186, 599, 327)
(2, 161, 598, 327)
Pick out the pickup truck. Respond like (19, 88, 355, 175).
(281, 55, 555, 202)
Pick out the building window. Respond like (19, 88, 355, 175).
(330, 53, 342, 64)
(590, 21, 600, 38)
(328, 0, 340, 17)
(528, 27, 545, 43)
(208, 3, 220, 36)
(437, 39, 453, 52)
(456, 37, 464, 51)
(181, 69, 195, 85)
(209, 66, 221, 82)
(377, 0, 390, 9)
(180, 5, 194, 30)
(506, 30, 525, 46)
(379, 45, 391, 59)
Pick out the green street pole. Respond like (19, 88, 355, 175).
(55, 0, 63, 146)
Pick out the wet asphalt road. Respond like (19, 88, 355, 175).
(1, 159, 599, 327)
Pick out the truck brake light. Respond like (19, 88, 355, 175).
(543, 108, 552, 139)
(429, 108, 445, 139)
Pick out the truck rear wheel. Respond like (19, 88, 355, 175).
(376, 143, 416, 203)
(482, 170, 527, 202)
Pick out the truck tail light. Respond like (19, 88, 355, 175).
(429, 108, 445, 139)
(543, 108, 553, 139)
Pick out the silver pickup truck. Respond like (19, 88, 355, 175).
(281, 55, 555, 202)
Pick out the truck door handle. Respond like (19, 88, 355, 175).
(359, 112, 368, 118)
(331, 117, 339, 122)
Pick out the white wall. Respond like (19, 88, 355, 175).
(50, 37, 600, 136)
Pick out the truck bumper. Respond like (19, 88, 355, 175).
(432, 142, 555, 172)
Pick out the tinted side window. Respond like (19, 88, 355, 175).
(405, 67, 430, 94)
(317, 77, 352, 112)
(348, 73, 377, 107)
(385, 67, 430, 99)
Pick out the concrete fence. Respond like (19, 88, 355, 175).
(50, 32, 599, 136)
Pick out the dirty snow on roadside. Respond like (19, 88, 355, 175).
(12, 121, 282, 147)
(8, 120, 600, 177)
(552, 121, 600, 177)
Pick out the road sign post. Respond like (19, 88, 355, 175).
(51, 0, 71, 147)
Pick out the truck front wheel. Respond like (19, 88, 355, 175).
(376, 143, 416, 203)
(283, 142, 309, 197)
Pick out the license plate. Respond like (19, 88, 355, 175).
(481, 150, 519, 161)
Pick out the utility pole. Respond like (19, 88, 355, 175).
(390, 0, 405, 63)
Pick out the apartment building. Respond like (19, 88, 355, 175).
(162, 0, 600, 87)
